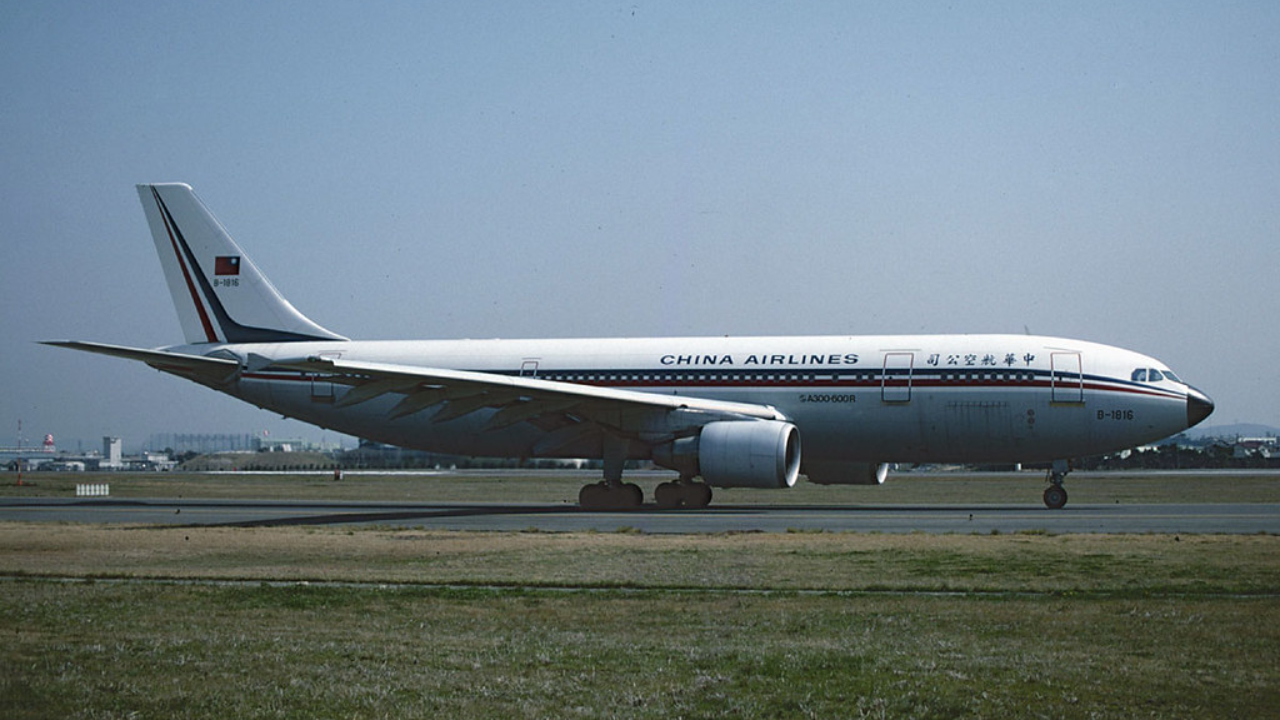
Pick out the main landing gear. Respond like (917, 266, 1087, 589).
(579, 435, 645, 511)
(577, 478, 714, 511)
(654, 478, 713, 509)
(1043, 460, 1071, 509)
(577, 435, 713, 511)
(578, 481, 643, 511)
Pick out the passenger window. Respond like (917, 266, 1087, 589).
(1147, 369, 1164, 382)
(1131, 369, 1147, 382)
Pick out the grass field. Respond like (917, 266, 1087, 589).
(2, 471, 1278, 718)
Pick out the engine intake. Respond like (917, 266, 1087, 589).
(653, 420, 801, 489)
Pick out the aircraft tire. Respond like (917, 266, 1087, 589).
(623, 483, 643, 507)
(685, 482, 713, 509)
(1043, 484, 1068, 510)
(654, 482, 682, 509)
(579, 483, 607, 510)
(579, 482, 643, 511)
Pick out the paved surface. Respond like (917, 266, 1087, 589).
(2, 497, 1276, 534)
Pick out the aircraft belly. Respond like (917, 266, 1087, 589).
(772, 387, 1073, 464)
(937, 396, 1021, 460)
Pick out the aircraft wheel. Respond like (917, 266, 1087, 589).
(654, 482, 683, 509)
(685, 482, 713, 509)
(579, 482, 643, 511)
(623, 482, 644, 507)
(1043, 484, 1068, 510)
(579, 483, 608, 510)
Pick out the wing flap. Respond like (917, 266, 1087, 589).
(388, 389, 449, 419)
(486, 397, 582, 430)
(333, 375, 422, 408)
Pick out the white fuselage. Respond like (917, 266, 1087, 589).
(180, 333, 1200, 467)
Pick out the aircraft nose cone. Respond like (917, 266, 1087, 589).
(1186, 387, 1214, 428)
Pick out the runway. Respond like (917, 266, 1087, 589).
(2, 497, 1276, 534)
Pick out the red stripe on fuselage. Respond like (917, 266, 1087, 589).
(152, 189, 217, 343)
(235, 371, 1186, 401)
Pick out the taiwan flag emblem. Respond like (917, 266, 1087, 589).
(215, 256, 241, 276)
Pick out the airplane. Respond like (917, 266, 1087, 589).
(46, 183, 1215, 510)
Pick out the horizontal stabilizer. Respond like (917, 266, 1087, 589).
(42, 340, 240, 386)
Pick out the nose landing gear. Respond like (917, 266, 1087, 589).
(1043, 481, 1068, 509)
(1043, 460, 1070, 509)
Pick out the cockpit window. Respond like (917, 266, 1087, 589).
(1133, 367, 1183, 384)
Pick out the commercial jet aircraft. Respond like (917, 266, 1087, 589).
(46, 184, 1215, 510)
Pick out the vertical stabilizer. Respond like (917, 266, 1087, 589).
(137, 183, 347, 344)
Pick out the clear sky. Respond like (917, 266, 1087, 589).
(3, 2, 1277, 452)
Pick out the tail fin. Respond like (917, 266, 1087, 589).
(137, 183, 347, 344)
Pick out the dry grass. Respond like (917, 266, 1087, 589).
(2, 523, 1277, 594)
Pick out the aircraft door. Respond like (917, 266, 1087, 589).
(520, 359, 540, 377)
(881, 352, 914, 403)
(310, 376, 335, 404)
(1051, 352, 1084, 403)
(309, 351, 341, 404)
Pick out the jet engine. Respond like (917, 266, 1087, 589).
(653, 420, 801, 489)
(803, 460, 891, 485)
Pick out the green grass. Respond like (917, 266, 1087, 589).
(2, 582, 1276, 719)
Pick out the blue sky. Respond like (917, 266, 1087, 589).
(2, 2, 1277, 451)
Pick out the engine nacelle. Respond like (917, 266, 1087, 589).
(653, 420, 801, 489)
(803, 460, 891, 485)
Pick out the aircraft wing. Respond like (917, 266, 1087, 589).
(42, 341, 241, 387)
(274, 356, 788, 443)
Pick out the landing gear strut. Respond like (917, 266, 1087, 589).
(1043, 460, 1070, 509)
(576, 435, 715, 511)
(578, 434, 645, 511)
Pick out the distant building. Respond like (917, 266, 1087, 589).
(41, 460, 86, 472)
(101, 437, 123, 470)
(149, 433, 261, 455)
(1233, 438, 1277, 460)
